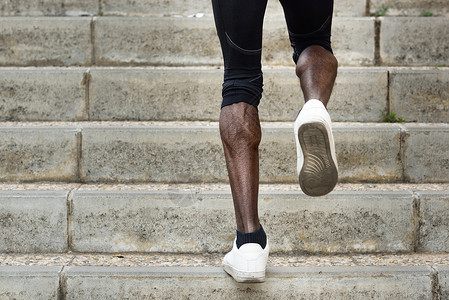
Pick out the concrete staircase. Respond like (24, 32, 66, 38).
(0, 0, 448, 298)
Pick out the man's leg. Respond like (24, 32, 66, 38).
(296, 45, 338, 108)
(212, 0, 269, 283)
(280, 0, 339, 196)
(220, 102, 261, 234)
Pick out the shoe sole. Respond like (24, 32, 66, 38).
(223, 263, 266, 283)
(298, 122, 338, 197)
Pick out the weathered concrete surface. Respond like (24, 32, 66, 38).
(94, 17, 374, 66)
(331, 18, 375, 66)
(63, 0, 98, 16)
(403, 124, 449, 183)
(0, 69, 87, 121)
(380, 18, 449, 66)
(89, 68, 387, 122)
(327, 124, 402, 182)
(65, 266, 432, 299)
(390, 69, 449, 123)
(0, 266, 61, 299)
(418, 192, 449, 252)
(327, 68, 387, 122)
(0, 127, 80, 182)
(80, 123, 402, 183)
(0, 0, 63, 16)
(0, 0, 97, 16)
(370, 0, 449, 16)
(0, 191, 68, 252)
(0, 17, 92, 66)
(100, 0, 366, 17)
(437, 266, 449, 300)
(88, 68, 223, 121)
(71, 190, 414, 253)
(261, 124, 402, 183)
(80, 126, 226, 183)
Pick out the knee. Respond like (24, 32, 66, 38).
(222, 73, 264, 108)
(219, 102, 261, 151)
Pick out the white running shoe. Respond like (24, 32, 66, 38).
(294, 99, 338, 196)
(222, 239, 269, 283)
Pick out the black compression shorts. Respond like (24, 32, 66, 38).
(212, 0, 334, 108)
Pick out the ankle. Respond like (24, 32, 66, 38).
(236, 225, 267, 249)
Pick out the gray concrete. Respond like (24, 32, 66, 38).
(389, 69, 449, 123)
(327, 68, 387, 122)
(0, 266, 61, 299)
(370, 0, 449, 16)
(89, 67, 387, 122)
(436, 266, 449, 300)
(100, 0, 366, 17)
(0, 0, 63, 16)
(403, 124, 449, 183)
(264, 124, 402, 183)
(89, 68, 223, 121)
(0, 69, 87, 121)
(80, 123, 402, 183)
(418, 192, 449, 252)
(94, 17, 374, 66)
(380, 17, 449, 66)
(0, 126, 80, 182)
(65, 266, 432, 299)
(0, 17, 92, 66)
(63, 0, 98, 16)
(79, 125, 226, 183)
(71, 190, 414, 253)
(0, 191, 68, 252)
(0, 0, 97, 16)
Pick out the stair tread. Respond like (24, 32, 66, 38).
(2, 252, 449, 267)
(0, 121, 448, 127)
(0, 183, 447, 192)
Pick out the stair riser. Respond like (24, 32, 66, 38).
(2, 0, 448, 17)
(2, 68, 448, 123)
(1, 191, 448, 254)
(64, 267, 434, 300)
(0, 128, 80, 182)
(370, 0, 449, 16)
(0, 0, 96, 16)
(94, 18, 374, 67)
(80, 125, 404, 183)
(1, 17, 448, 67)
(0, 124, 447, 183)
(2, 266, 444, 300)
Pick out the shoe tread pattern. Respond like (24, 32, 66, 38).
(298, 122, 338, 196)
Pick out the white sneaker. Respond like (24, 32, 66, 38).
(294, 99, 338, 196)
(222, 239, 269, 283)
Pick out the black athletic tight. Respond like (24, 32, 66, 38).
(212, 0, 334, 108)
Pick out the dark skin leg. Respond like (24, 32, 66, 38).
(296, 45, 338, 107)
(220, 102, 261, 233)
(220, 45, 337, 234)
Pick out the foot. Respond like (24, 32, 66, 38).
(222, 239, 269, 283)
(294, 99, 338, 196)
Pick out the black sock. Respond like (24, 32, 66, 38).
(236, 225, 267, 249)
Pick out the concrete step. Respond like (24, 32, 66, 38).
(1, 67, 448, 123)
(1, 254, 449, 299)
(370, 0, 449, 17)
(0, 0, 97, 16)
(0, 122, 447, 183)
(0, 0, 365, 17)
(0, 184, 448, 253)
(0, 17, 448, 67)
(2, 0, 448, 17)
